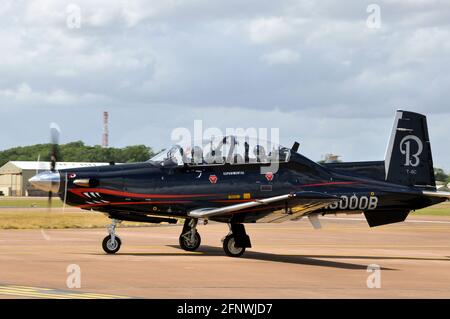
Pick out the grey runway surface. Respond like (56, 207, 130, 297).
(0, 215, 449, 298)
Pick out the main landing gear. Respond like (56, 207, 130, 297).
(179, 218, 201, 251)
(178, 219, 252, 257)
(222, 223, 251, 257)
(101, 218, 252, 257)
(102, 219, 122, 254)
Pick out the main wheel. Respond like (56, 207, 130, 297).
(179, 231, 201, 251)
(102, 235, 121, 254)
(223, 234, 246, 257)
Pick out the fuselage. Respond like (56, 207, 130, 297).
(57, 152, 444, 224)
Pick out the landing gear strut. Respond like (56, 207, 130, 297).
(179, 218, 201, 251)
(222, 224, 251, 257)
(102, 219, 122, 254)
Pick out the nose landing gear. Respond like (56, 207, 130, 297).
(102, 219, 122, 254)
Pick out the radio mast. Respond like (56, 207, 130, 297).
(102, 111, 109, 148)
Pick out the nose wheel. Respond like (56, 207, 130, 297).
(102, 235, 121, 254)
(179, 218, 201, 251)
(102, 219, 122, 254)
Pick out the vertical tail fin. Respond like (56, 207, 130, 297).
(384, 110, 435, 188)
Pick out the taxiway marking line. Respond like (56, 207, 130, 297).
(0, 286, 126, 298)
(0, 284, 130, 299)
(0, 288, 83, 299)
(2, 285, 52, 292)
(0, 290, 73, 299)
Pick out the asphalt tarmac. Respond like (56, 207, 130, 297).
(0, 215, 449, 298)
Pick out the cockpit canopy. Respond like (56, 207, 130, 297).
(149, 135, 292, 167)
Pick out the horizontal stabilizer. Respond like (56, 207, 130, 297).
(422, 190, 450, 199)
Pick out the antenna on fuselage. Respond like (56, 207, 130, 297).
(291, 142, 300, 153)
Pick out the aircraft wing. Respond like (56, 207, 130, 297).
(188, 191, 339, 223)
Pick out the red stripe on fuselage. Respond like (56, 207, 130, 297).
(77, 200, 191, 208)
(69, 188, 220, 199)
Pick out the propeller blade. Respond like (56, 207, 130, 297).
(50, 150, 57, 172)
(62, 173, 68, 213)
(49, 123, 60, 173)
(47, 190, 53, 212)
(47, 122, 61, 209)
(50, 122, 61, 144)
(36, 154, 41, 176)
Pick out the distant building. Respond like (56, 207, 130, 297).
(323, 153, 341, 163)
(436, 181, 450, 192)
(0, 161, 109, 197)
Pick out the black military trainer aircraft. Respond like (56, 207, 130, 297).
(29, 110, 450, 257)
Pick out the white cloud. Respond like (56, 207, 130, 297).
(0, 83, 111, 107)
(261, 48, 300, 65)
(248, 17, 299, 44)
(389, 27, 450, 65)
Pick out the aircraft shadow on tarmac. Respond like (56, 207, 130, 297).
(114, 245, 398, 270)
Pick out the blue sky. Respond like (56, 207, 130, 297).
(0, 0, 449, 170)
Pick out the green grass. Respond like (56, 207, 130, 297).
(412, 201, 450, 216)
(0, 197, 63, 208)
(0, 209, 172, 229)
(0, 210, 110, 229)
(0, 197, 173, 229)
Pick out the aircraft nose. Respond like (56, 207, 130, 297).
(29, 171, 61, 193)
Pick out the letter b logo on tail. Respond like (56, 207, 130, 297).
(399, 135, 423, 167)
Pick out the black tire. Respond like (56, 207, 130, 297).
(102, 235, 121, 254)
(223, 234, 246, 257)
(179, 231, 201, 251)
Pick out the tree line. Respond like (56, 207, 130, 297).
(434, 168, 450, 183)
(0, 141, 154, 167)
